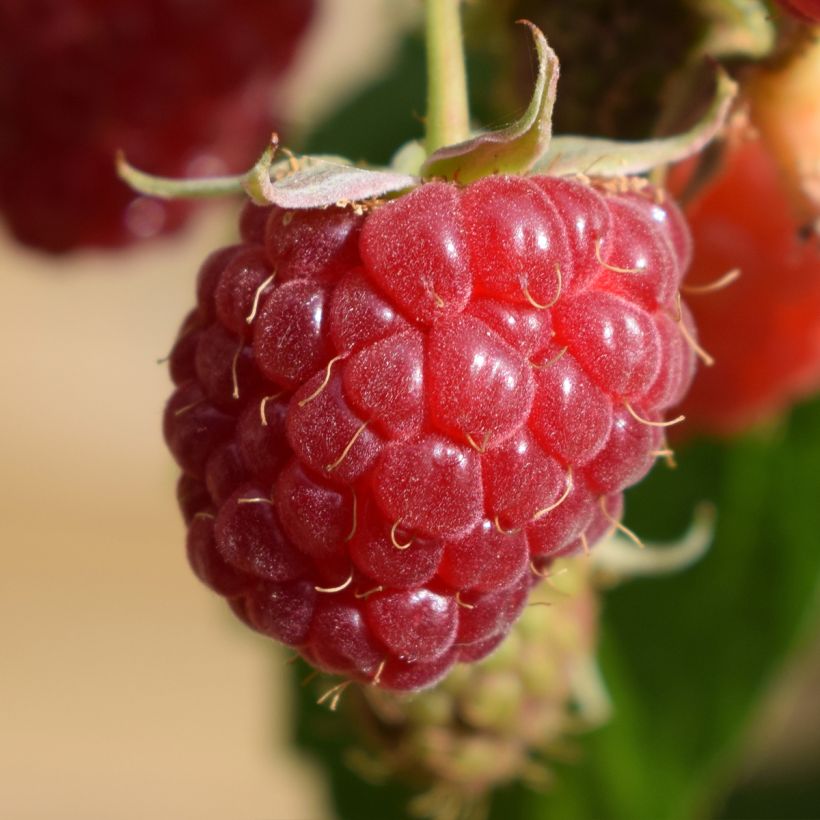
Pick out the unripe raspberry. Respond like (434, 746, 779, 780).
(345, 558, 601, 808)
(165, 174, 697, 690)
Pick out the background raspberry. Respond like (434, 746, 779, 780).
(166, 174, 696, 690)
(0, 0, 314, 252)
(777, 0, 820, 22)
(678, 137, 820, 434)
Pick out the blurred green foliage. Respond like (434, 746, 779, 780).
(301, 36, 496, 166)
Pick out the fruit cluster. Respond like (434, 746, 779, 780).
(0, 0, 313, 252)
(166, 173, 696, 691)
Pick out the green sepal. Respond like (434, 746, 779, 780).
(421, 22, 558, 183)
(243, 141, 418, 208)
(590, 504, 714, 583)
(116, 150, 246, 199)
(532, 69, 737, 178)
(695, 0, 775, 60)
(117, 137, 420, 210)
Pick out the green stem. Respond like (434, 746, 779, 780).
(424, 0, 470, 154)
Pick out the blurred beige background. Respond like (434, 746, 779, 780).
(0, 2, 418, 817)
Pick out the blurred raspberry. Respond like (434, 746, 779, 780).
(677, 136, 820, 434)
(0, 0, 314, 252)
(776, 0, 820, 23)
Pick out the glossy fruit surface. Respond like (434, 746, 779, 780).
(166, 175, 696, 690)
(0, 0, 313, 252)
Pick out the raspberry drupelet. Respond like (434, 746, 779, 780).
(166, 174, 697, 691)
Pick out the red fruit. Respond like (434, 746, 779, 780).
(776, 0, 820, 22)
(348, 498, 444, 589)
(438, 519, 530, 593)
(0, 0, 314, 252)
(676, 138, 820, 434)
(165, 175, 696, 690)
(365, 589, 459, 663)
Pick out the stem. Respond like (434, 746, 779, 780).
(424, 0, 470, 153)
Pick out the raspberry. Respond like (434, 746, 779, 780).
(677, 137, 820, 434)
(776, 0, 820, 22)
(165, 174, 696, 690)
(0, 0, 313, 252)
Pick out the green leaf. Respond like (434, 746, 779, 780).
(719, 774, 820, 818)
(491, 396, 820, 820)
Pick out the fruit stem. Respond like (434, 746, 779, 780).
(424, 0, 471, 154)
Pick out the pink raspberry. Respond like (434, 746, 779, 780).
(166, 175, 696, 691)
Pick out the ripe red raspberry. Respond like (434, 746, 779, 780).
(677, 137, 820, 434)
(0, 0, 313, 252)
(166, 175, 696, 691)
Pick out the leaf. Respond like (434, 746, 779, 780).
(491, 396, 820, 820)
(719, 774, 820, 818)
(421, 22, 559, 183)
(533, 68, 737, 178)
